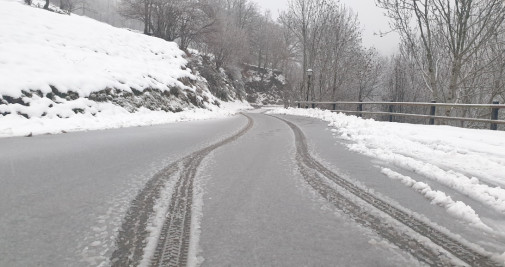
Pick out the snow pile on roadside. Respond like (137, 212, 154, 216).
(0, 0, 192, 99)
(354, 141, 505, 213)
(381, 168, 491, 231)
(268, 108, 505, 217)
(0, 101, 249, 138)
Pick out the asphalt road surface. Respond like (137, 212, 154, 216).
(1, 110, 504, 266)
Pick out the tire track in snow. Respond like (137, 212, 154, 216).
(111, 114, 253, 267)
(273, 115, 501, 267)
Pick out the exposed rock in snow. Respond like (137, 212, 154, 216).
(241, 64, 286, 105)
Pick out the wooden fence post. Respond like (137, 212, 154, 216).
(429, 101, 436, 125)
(491, 101, 499, 130)
(389, 104, 394, 122)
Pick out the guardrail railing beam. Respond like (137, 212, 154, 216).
(294, 100, 504, 130)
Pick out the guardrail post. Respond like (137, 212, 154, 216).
(491, 101, 499, 130)
(358, 102, 363, 118)
(388, 104, 394, 122)
(311, 103, 315, 109)
(429, 100, 436, 125)
(332, 103, 336, 110)
(297, 102, 300, 108)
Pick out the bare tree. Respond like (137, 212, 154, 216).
(119, 0, 153, 34)
(377, 0, 443, 102)
(323, 7, 361, 101)
(204, 15, 249, 69)
(119, 0, 216, 49)
(279, 0, 336, 101)
(378, 0, 505, 115)
(434, 0, 505, 113)
(355, 48, 383, 102)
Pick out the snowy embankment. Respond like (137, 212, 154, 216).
(0, 101, 247, 137)
(0, 0, 249, 138)
(269, 108, 505, 231)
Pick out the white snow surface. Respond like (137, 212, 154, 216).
(0, 0, 193, 98)
(268, 108, 505, 220)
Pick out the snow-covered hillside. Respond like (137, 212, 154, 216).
(0, 0, 249, 137)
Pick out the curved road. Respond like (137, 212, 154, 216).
(1, 111, 504, 266)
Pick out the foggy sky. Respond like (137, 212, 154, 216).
(251, 0, 400, 56)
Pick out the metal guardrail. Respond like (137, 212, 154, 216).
(295, 101, 505, 130)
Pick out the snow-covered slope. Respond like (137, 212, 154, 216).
(0, 0, 249, 137)
(186, 50, 246, 102)
(0, 0, 194, 101)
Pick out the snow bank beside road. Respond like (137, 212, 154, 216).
(0, 101, 249, 138)
(268, 108, 505, 225)
(381, 168, 491, 231)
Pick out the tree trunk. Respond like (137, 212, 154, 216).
(331, 71, 337, 101)
(445, 60, 462, 116)
(427, 54, 438, 102)
(143, 0, 149, 35)
(257, 49, 262, 68)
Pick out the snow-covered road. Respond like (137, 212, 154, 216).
(0, 116, 246, 266)
(269, 114, 505, 265)
(197, 112, 505, 266)
(197, 112, 421, 266)
(1, 110, 504, 266)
